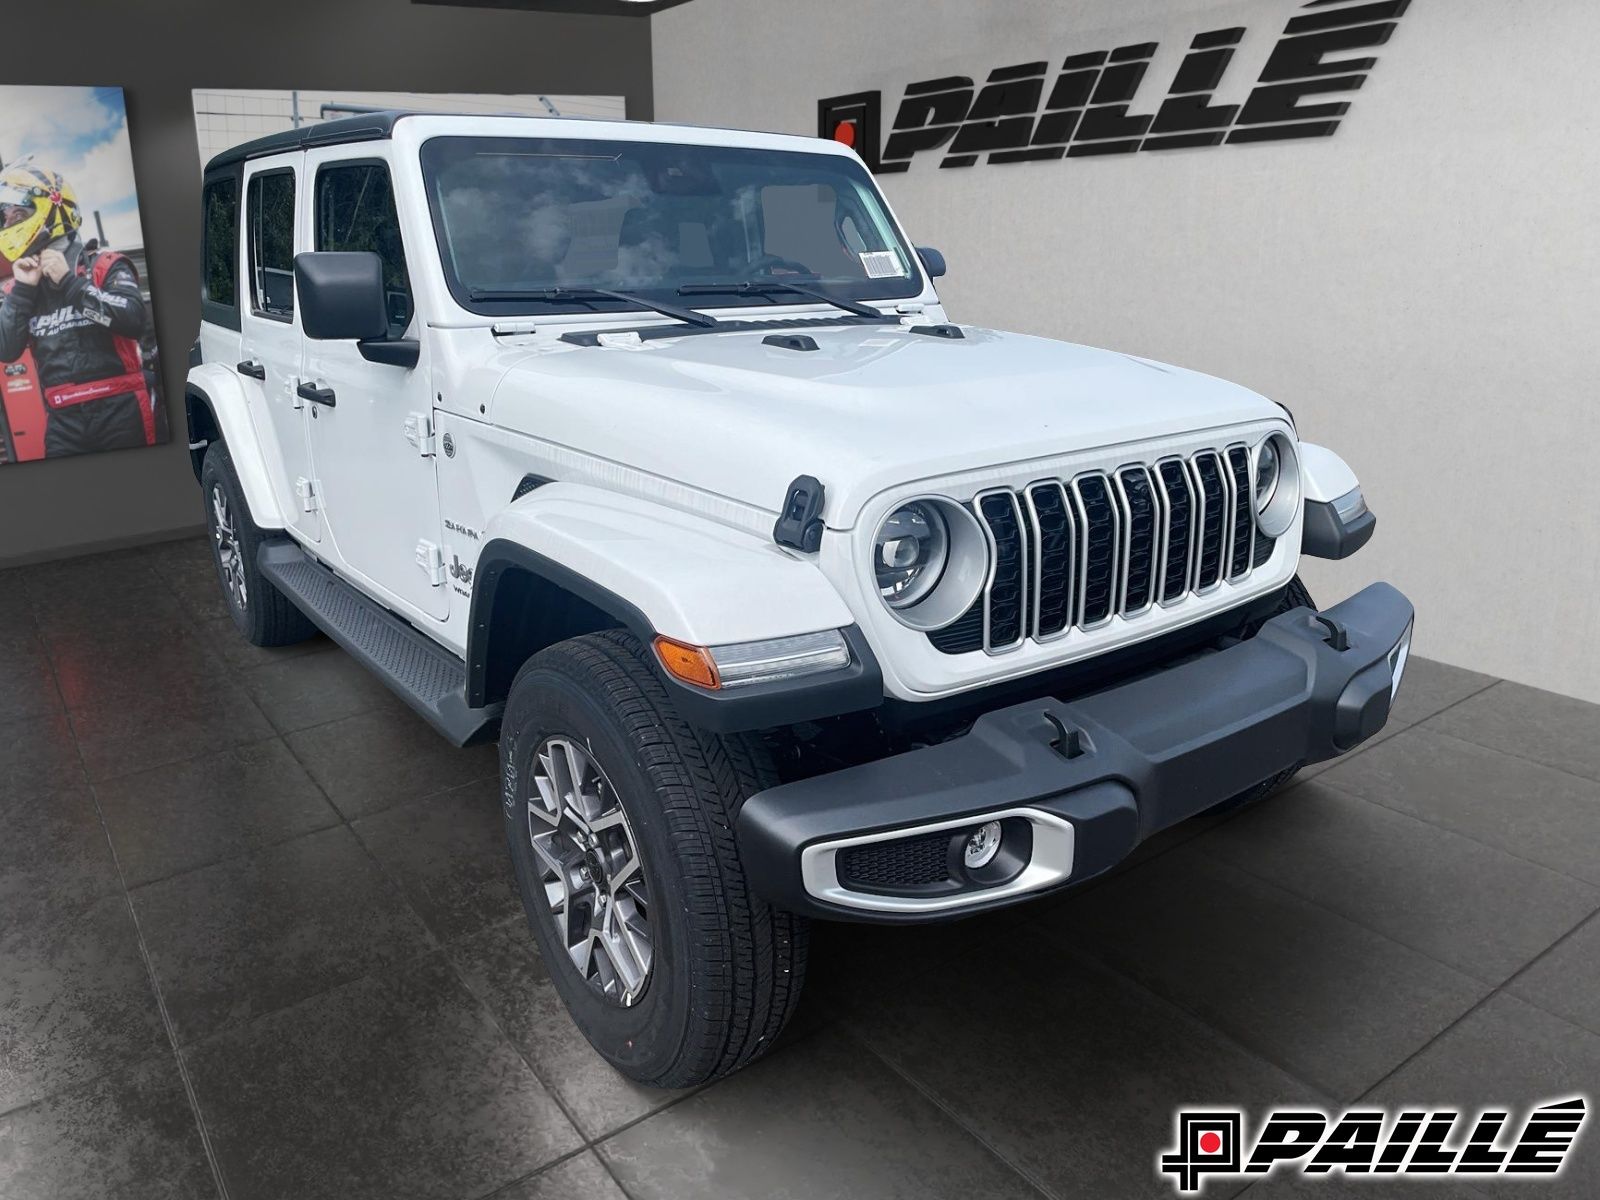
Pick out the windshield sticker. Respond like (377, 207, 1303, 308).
(859, 250, 905, 279)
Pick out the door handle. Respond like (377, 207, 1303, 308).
(296, 381, 336, 407)
(236, 360, 266, 380)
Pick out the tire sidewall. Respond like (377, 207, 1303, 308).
(199, 444, 256, 640)
(500, 659, 698, 1080)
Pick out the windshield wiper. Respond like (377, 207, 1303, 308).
(466, 286, 720, 329)
(678, 280, 886, 321)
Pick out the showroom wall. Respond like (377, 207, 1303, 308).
(0, 0, 652, 567)
(655, 0, 1600, 703)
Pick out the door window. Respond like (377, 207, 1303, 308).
(246, 170, 296, 319)
(315, 161, 413, 337)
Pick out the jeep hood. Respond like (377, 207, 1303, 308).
(487, 322, 1285, 528)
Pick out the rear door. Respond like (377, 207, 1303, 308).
(239, 156, 319, 542)
(302, 148, 448, 620)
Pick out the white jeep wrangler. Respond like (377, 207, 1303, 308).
(187, 112, 1413, 1088)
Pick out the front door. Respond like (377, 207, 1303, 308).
(239, 157, 319, 543)
(301, 148, 447, 621)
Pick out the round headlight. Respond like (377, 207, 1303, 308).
(875, 502, 949, 609)
(1255, 439, 1281, 509)
(871, 498, 990, 633)
(1253, 433, 1301, 539)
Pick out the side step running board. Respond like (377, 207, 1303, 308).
(257, 540, 500, 747)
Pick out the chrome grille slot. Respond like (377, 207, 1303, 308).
(1072, 474, 1120, 629)
(1191, 451, 1228, 592)
(1226, 445, 1254, 581)
(1024, 483, 1076, 641)
(925, 438, 1282, 656)
(1157, 459, 1195, 604)
(1114, 466, 1160, 615)
(976, 491, 1029, 653)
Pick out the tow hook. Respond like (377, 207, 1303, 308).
(1044, 712, 1087, 760)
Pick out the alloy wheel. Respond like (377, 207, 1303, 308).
(529, 736, 652, 1006)
(210, 484, 248, 612)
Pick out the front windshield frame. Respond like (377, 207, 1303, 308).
(419, 134, 927, 319)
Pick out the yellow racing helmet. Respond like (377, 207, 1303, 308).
(0, 160, 82, 263)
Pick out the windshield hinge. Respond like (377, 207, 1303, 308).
(404, 412, 436, 457)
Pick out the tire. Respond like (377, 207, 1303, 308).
(499, 630, 808, 1088)
(1205, 575, 1318, 816)
(200, 442, 316, 648)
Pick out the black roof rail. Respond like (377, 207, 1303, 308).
(203, 109, 417, 175)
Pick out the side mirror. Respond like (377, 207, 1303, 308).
(295, 252, 389, 341)
(295, 251, 419, 368)
(916, 246, 947, 279)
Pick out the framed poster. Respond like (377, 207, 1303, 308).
(0, 85, 164, 467)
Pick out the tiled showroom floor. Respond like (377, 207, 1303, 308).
(2, 536, 1597, 1199)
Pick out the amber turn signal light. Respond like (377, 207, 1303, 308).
(653, 636, 720, 690)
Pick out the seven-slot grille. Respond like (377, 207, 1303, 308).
(929, 443, 1274, 655)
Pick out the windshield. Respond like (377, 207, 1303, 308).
(420, 136, 924, 316)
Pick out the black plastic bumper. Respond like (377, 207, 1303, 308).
(737, 582, 1414, 923)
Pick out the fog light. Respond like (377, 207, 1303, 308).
(964, 821, 1003, 870)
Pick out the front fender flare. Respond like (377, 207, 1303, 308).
(186, 366, 286, 530)
(466, 484, 880, 730)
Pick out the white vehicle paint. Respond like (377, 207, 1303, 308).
(188, 112, 1370, 705)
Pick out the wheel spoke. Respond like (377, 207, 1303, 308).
(528, 734, 652, 1009)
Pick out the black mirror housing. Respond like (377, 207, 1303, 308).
(917, 246, 947, 279)
(295, 251, 390, 341)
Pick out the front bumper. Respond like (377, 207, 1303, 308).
(737, 582, 1414, 922)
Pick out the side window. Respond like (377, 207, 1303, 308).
(201, 176, 238, 310)
(316, 162, 413, 338)
(247, 170, 296, 319)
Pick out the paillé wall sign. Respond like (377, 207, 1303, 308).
(820, 0, 1412, 174)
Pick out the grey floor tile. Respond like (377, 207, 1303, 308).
(598, 1025, 1040, 1200)
(0, 710, 86, 806)
(68, 678, 275, 783)
(802, 907, 1022, 1014)
(240, 646, 401, 734)
(0, 630, 60, 724)
(496, 1152, 628, 1200)
(352, 778, 519, 942)
(20, 549, 166, 599)
(0, 569, 33, 626)
(1035, 847, 1488, 1100)
(1508, 912, 1600, 1037)
(842, 947, 1317, 1200)
(445, 916, 694, 1140)
(131, 825, 437, 1044)
(285, 706, 499, 820)
(46, 618, 220, 710)
(1366, 993, 1599, 1200)
(31, 580, 191, 641)
(1386, 654, 1500, 730)
(0, 786, 120, 910)
(199, 616, 327, 672)
(0, 894, 168, 1114)
(0, 1056, 215, 1200)
(185, 953, 580, 1200)
(94, 739, 340, 887)
(159, 557, 234, 624)
(139, 535, 213, 579)
(1193, 779, 1600, 983)
(1320, 728, 1600, 886)
(1426, 680, 1600, 785)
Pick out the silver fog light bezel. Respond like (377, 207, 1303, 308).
(873, 497, 989, 633)
(1253, 432, 1301, 539)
